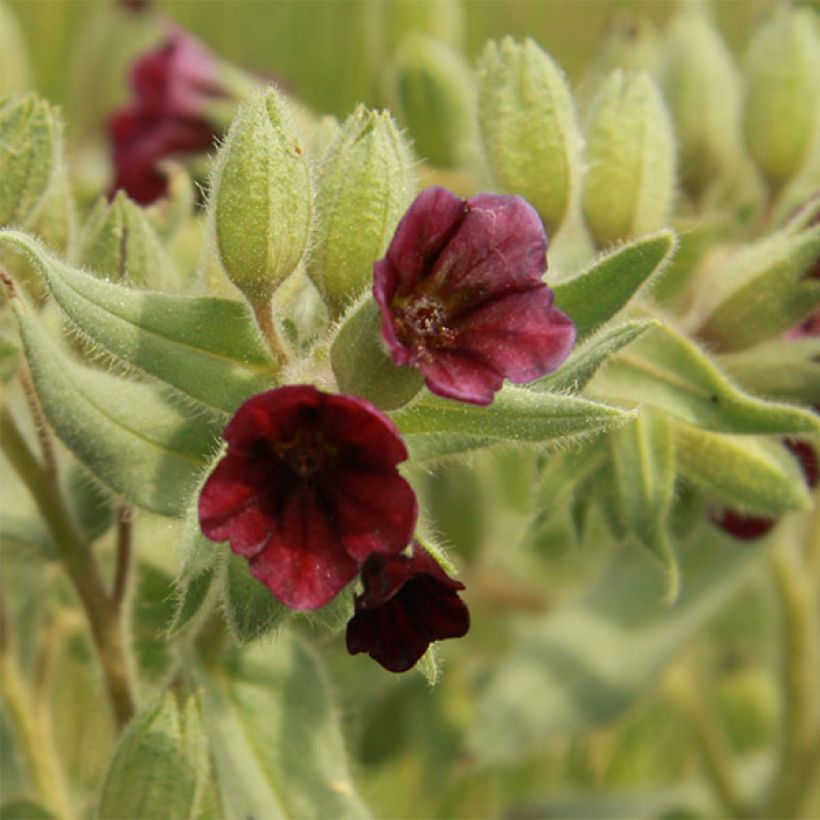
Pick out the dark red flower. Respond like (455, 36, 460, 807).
(131, 29, 225, 119)
(108, 103, 215, 204)
(373, 186, 575, 405)
(198, 386, 418, 610)
(107, 29, 226, 204)
(346, 542, 469, 672)
(711, 509, 776, 541)
(784, 438, 818, 489)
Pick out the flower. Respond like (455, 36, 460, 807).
(198, 386, 418, 610)
(373, 186, 576, 405)
(107, 29, 225, 204)
(346, 542, 470, 672)
(108, 104, 215, 205)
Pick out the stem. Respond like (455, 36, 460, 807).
(666, 666, 748, 818)
(252, 297, 288, 366)
(19, 365, 58, 484)
(0, 406, 136, 728)
(0, 599, 74, 820)
(764, 543, 820, 818)
(113, 505, 133, 611)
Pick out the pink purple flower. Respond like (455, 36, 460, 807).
(346, 542, 469, 672)
(198, 386, 418, 610)
(373, 186, 575, 405)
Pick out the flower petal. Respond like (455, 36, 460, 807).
(248, 489, 358, 609)
(455, 287, 576, 384)
(419, 349, 503, 405)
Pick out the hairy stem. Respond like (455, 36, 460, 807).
(666, 665, 747, 818)
(0, 405, 136, 728)
(252, 298, 288, 366)
(113, 505, 133, 611)
(764, 541, 820, 818)
(0, 599, 73, 820)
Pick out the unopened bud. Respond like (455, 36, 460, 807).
(0, 94, 61, 230)
(583, 70, 676, 247)
(209, 88, 312, 305)
(384, 0, 463, 50)
(662, 6, 743, 199)
(478, 38, 582, 235)
(694, 221, 820, 351)
(743, 8, 820, 191)
(392, 34, 476, 169)
(79, 192, 174, 289)
(306, 105, 415, 318)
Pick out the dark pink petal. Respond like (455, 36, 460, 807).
(332, 468, 418, 561)
(385, 187, 467, 294)
(454, 288, 576, 385)
(418, 350, 503, 405)
(430, 194, 548, 301)
(248, 490, 358, 609)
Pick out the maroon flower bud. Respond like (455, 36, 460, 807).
(373, 186, 576, 405)
(784, 437, 818, 488)
(346, 542, 469, 672)
(198, 386, 418, 610)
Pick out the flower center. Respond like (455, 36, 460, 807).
(394, 295, 457, 358)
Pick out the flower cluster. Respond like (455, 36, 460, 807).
(199, 187, 575, 670)
(108, 29, 226, 204)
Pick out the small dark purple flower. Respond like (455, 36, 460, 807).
(198, 386, 418, 610)
(346, 542, 469, 672)
(374, 186, 576, 405)
(107, 29, 226, 204)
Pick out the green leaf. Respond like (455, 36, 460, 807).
(610, 409, 679, 601)
(98, 693, 209, 820)
(673, 423, 813, 516)
(223, 552, 289, 644)
(469, 528, 767, 764)
(718, 336, 820, 406)
(391, 385, 632, 443)
(552, 230, 676, 340)
(198, 635, 370, 820)
(330, 296, 422, 410)
(169, 564, 218, 637)
(11, 300, 218, 516)
(0, 800, 53, 820)
(588, 322, 820, 435)
(533, 319, 659, 393)
(0, 229, 277, 415)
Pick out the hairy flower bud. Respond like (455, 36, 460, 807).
(391, 33, 476, 169)
(79, 192, 175, 289)
(662, 6, 743, 199)
(0, 94, 62, 230)
(743, 8, 820, 191)
(306, 105, 415, 318)
(582, 70, 676, 247)
(478, 37, 582, 235)
(209, 88, 312, 305)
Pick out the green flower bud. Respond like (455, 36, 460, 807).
(306, 105, 415, 319)
(583, 70, 676, 247)
(0, 94, 61, 230)
(209, 88, 312, 305)
(98, 693, 209, 820)
(577, 12, 662, 108)
(662, 6, 743, 199)
(478, 37, 582, 235)
(79, 193, 175, 290)
(392, 34, 476, 169)
(743, 8, 820, 191)
(384, 0, 463, 51)
(0, 1, 32, 95)
(694, 221, 820, 352)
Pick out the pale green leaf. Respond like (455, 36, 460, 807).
(223, 552, 288, 644)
